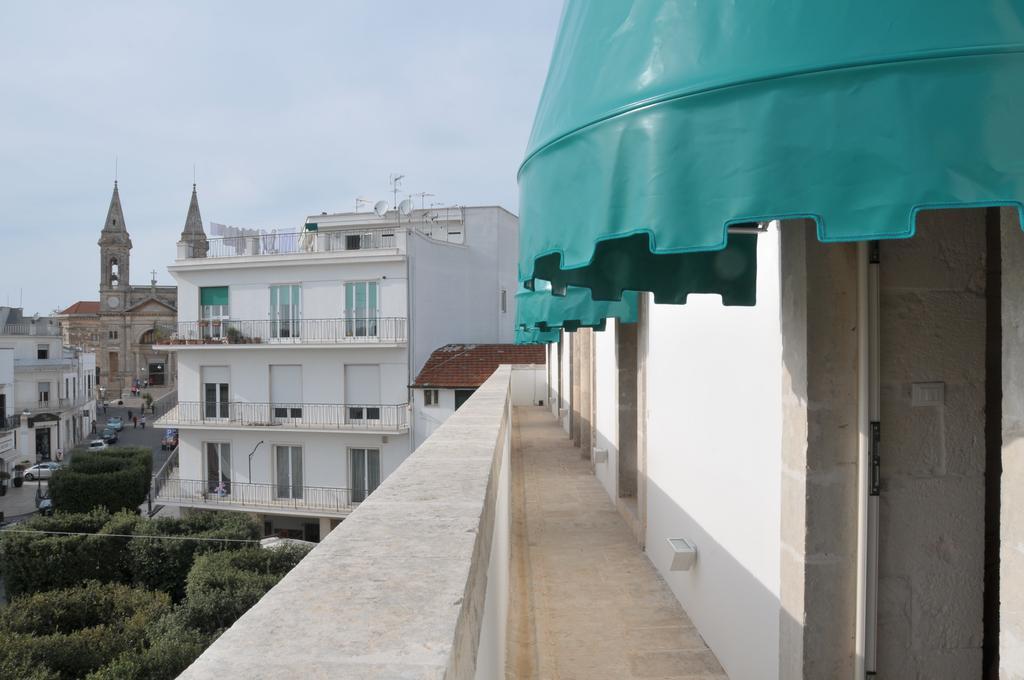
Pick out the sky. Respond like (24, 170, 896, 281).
(0, 1, 563, 313)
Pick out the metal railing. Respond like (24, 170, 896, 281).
(154, 477, 359, 513)
(160, 401, 409, 431)
(162, 317, 407, 345)
(30, 395, 92, 411)
(151, 446, 179, 503)
(1, 323, 61, 336)
(0, 414, 17, 431)
(196, 227, 399, 259)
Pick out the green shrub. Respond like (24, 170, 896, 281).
(86, 611, 214, 680)
(0, 581, 170, 679)
(126, 512, 261, 600)
(179, 545, 310, 633)
(0, 509, 123, 597)
(49, 447, 152, 514)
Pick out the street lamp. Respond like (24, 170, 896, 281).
(248, 441, 264, 486)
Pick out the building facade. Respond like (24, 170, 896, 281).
(60, 182, 182, 399)
(0, 308, 96, 474)
(411, 343, 545, 448)
(154, 204, 519, 541)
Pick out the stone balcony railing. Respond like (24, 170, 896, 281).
(179, 365, 519, 679)
(158, 401, 409, 433)
(158, 317, 408, 346)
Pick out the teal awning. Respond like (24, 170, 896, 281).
(516, 282, 638, 336)
(200, 286, 228, 306)
(515, 327, 560, 345)
(519, 1, 1024, 305)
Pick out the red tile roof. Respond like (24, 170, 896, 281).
(59, 301, 100, 315)
(412, 344, 546, 388)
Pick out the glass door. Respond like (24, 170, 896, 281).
(350, 448, 381, 503)
(205, 442, 231, 494)
(275, 445, 303, 499)
(270, 285, 302, 339)
(203, 382, 229, 419)
(344, 281, 379, 338)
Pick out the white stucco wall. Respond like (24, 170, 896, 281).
(559, 333, 571, 434)
(593, 322, 619, 501)
(413, 387, 457, 449)
(641, 228, 783, 680)
(510, 365, 545, 406)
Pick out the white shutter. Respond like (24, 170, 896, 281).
(270, 365, 302, 404)
(201, 366, 230, 384)
(345, 365, 380, 404)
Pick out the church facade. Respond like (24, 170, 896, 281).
(59, 182, 209, 397)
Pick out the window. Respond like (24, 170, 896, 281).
(270, 365, 303, 419)
(201, 367, 230, 419)
(205, 442, 231, 494)
(350, 448, 381, 503)
(345, 365, 381, 422)
(108, 330, 118, 341)
(275, 445, 303, 499)
(37, 344, 48, 360)
(344, 281, 379, 338)
(38, 382, 50, 406)
(200, 287, 230, 339)
(500, 289, 507, 313)
(455, 389, 475, 411)
(64, 378, 70, 400)
(270, 285, 301, 339)
(424, 389, 439, 407)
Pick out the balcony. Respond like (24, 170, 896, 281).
(158, 317, 407, 348)
(1, 323, 61, 337)
(182, 227, 401, 260)
(0, 414, 17, 431)
(158, 401, 409, 434)
(178, 366, 719, 679)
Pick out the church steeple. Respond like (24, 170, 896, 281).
(178, 183, 208, 258)
(99, 181, 132, 246)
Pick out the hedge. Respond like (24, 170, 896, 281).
(0, 509, 261, 599)
(180, 545, 311, 633)
(85, 610, 214, 680)
(0, 509, 123, 597)
(49, 447, 152, 514)
(0, 581, 170, 679)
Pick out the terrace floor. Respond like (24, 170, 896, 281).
(507, 407, 726, 680)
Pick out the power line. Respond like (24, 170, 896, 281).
(0, 529, 260, 544)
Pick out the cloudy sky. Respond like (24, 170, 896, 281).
(0, 1, 563, 313)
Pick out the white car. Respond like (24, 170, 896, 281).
(87, 439, 108, 451)
(23, 462, 63, 481)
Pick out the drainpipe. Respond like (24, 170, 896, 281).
(855, 241, 881, 678)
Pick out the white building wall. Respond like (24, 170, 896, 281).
(560, 334, 571, 434)
(593, 322, 618, 501)
(641, 229, 782, 680)
(412, 387, 457, 449)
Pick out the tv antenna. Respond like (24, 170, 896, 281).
(355, 197, 372, 212)
(411, 192, 435, 209)
(373, 200, 389, 217)
(389, 174, 405, 208)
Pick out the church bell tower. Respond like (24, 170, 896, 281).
(97, 181, 132, 312)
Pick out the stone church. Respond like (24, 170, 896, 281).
(58, 182, 209, 397)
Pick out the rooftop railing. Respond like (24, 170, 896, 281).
(0, 323, 61, 337)
(189, 227, 400, 259)
(161, 317, 407, 346)
(160, 401, 409, 432)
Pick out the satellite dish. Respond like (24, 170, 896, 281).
(398, 199, 413, 216)
(373, 200, 388, 217)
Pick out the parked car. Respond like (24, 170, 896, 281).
(105, 416, 124, 431)
(88, 439, 108, 451)
(101, 428, 118, 444)
(23, 462, 62, 481)
(161, 428, 179, 451)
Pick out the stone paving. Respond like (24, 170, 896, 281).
(508, 406, 727, 680)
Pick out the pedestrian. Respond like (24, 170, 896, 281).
(102, 403, 107, 415)
(127, 409, 132, 420)
(133, 415, 138, 429)
(140, 415, 146, 429)
(56, 448, 64, 463)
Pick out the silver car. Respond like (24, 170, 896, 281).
(23, 462, 62, 481)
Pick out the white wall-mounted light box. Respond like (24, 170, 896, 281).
(667, 538, 698, 571)
(592, 447, 608, 463)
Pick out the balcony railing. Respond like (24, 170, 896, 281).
(162, 317, 407, 346)
(161, 401, 409, 431)
(155, 476, 359, 514)
(193, 227, 399, 259)
(28, 395, 92, 411)
(0, 414, 17, 431)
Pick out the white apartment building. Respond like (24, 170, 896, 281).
(154, 200, 518, 541)
(0, 308, 97, 473)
